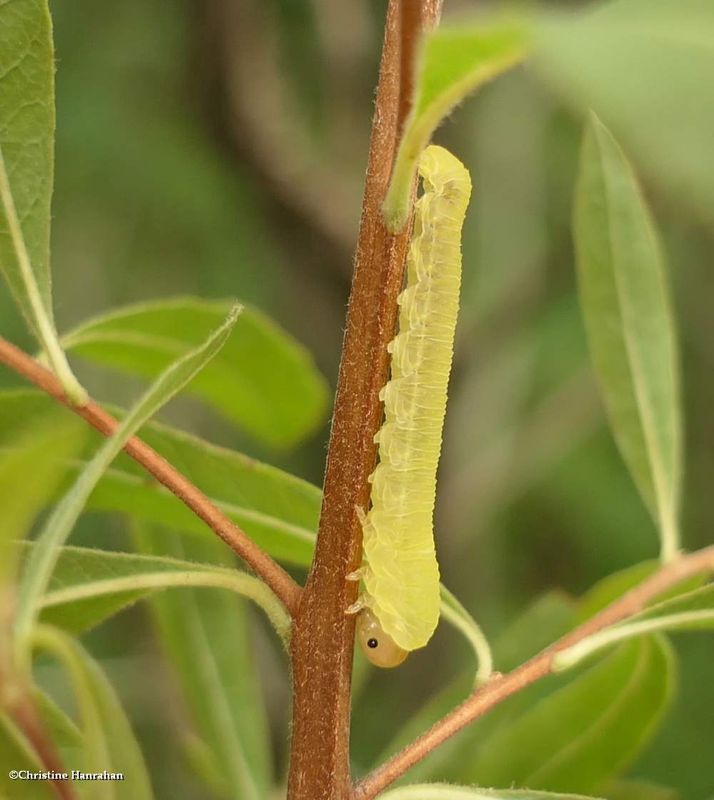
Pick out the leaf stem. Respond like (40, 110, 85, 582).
(552, 609, 714, 672)
(439, 585, 493, 686)
(0, 147, 86, 406)
(0, 335, 301, 617)
(660, 517, 681, 564)
(41, 570, 291, 642)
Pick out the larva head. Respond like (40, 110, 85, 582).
(356, 609, 408, 668)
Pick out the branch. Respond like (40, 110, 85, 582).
(287, 1, 442, 797)
(0, 336, 301, 617)
(354, 544, 714, 799)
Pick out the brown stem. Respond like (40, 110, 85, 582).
(286, 2, 442, 798)
(6, 692, 77, 800)
(0, 336, 301, 617)
(2, 598, 73, 799)
(354, 544, 714, 799)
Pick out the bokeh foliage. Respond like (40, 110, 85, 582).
(1, 1, 713, 799)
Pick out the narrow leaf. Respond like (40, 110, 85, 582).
(383, 18, 528, 230)
(638, 583, 714, 622)
(463, 638, 675, 793)
(555, 584, 714, 671)
(134, 527, 273, 800)
(574, 115, 682, 561)
(0, 2, 85, 402)
(576, 560, 704, 624)
(0, 713, 53, 800)
(13, 306, 240, 649)
(0, 389, 320, 567)
(32, 625, 154, 800)
(0, 691, 83, 799)
(34, 687, 84, 757)
(0, 0, 55, 318)
(0, 391, 322, 567)
(60, 297, 329, 447)
(181, 733, 232, 798)
(24, 543, 290, 639)
(0, 416, 85, 586)
(577, 561, 660, 623)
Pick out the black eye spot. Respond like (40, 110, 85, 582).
(367, 638, 379, 649)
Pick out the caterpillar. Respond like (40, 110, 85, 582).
(350, 144, 472, 668)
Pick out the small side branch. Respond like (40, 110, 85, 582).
(0, 336, 301, 617)
(354, 544, 714, 799)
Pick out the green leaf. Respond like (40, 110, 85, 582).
(17, 543, 289, 639)
(577, 561, 660, 623)
(181, 733, 232, 798)
(0, 415, 86, 586)
(0, 0, 54, 314)
(31, 689, 87, 786)
(61, 297, 329, 447)
(493, 592, 578, 674)
(638, 583, 714, 624)
(379, 786, 603, 800)
(555, 584, 714, 671)
(573, 115, 682, 562)
(464, 638, 675, 793)
(13, 306, 240, 650)
(577, 559, 705, 624)
(9, 537, 282, 799)
(439, 584, 493, 686)
(0, 389, 320, 567)
(32, 625, 154, 800)
(134, 526, 273, 800)
(0, 690, 83, 800)
(34, 687, 84, 755)
(0, 0, 85, 402)
(373, 593, 577, 784)
(0, 713, 53, 800)
(604, 780, 679, 800)
(533, 0, 714, 225)
(383, 18, 528, 230)
(445, 595, 579, 786)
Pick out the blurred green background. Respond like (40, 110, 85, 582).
(1, 0, 712, 798)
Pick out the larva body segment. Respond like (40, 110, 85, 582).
(360, 145, 472, 654)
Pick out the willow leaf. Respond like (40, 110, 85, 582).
(574, 115, 681, 561)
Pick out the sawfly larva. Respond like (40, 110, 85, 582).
(349, 144, 472, 668)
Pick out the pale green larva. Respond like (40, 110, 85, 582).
(350, 144, 472, 668)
